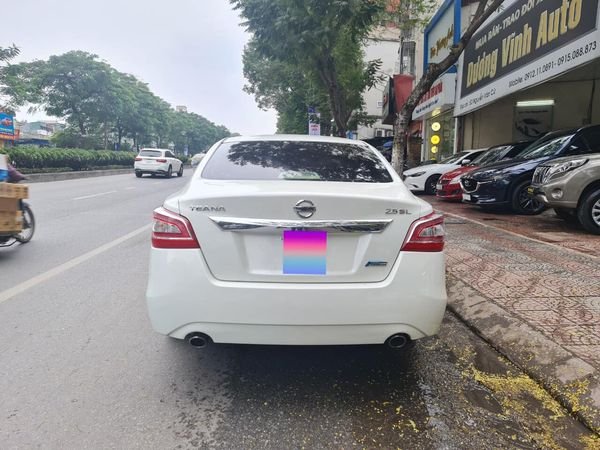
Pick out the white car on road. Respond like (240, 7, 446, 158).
(134, 148, 183, 178)
(146, 135, 447, 349)
(403, 150, 486, 194)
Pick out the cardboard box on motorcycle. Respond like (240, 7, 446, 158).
(0, 154, 28, 232)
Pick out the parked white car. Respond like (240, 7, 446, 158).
(403, 149, 486, 194)
(134, 148, 183, 178)
(146, 135, 447, 349)
(190, 152, 206, 168)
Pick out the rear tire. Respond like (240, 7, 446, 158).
(135, 172, 142, 178)
(511, 180, 545, 215)
(15, 203, 35, 244)
(554, 208, 578, 222)
(166, 166, 172, 178)
(424, 175, 440, 195)
(177, 165, 183, 177)
(577, 188, 600, 235)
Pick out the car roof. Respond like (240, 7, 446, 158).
(222, 134, 368, 145)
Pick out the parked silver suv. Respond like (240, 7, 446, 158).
(531, 154, 600, 234)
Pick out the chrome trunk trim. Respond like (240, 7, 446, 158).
(209, 217, 393, 233)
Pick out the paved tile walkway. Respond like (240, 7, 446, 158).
(428, 196, 600, 257)
(445, 216, 600, 369)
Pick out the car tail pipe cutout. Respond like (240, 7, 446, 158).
(186, 332, 212, 349)
(385, 333, 411, 350)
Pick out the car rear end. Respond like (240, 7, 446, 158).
(146, 137, 447, 346)
(134, 149, 169, 176)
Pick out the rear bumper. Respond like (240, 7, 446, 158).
(146, 249, 447, 345)
(134, 163, 170, 174)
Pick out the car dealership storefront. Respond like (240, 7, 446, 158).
(454, 0, 600, 148)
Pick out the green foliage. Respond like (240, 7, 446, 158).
(5, 146, 136, 171)
(231, 0, 385, 135)
(1, 51, 233, 151)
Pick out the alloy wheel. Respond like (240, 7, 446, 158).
(518, 186, 544, 214)
(592, 198, 600, 226)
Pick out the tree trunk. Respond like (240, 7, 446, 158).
(316, 56, 348, 138)
(103, 122, 108, 150)
(391, 0, 505, 176)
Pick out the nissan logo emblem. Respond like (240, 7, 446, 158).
(294, 200, 316, 218)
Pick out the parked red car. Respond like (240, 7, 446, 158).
(436, 141, 532, 201)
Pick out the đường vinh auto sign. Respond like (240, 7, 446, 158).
(455, 0, 600, 116)
(0, 112, 15, 139)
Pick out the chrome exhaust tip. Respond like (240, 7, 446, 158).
(187, 333, 210, 349)
(385, 333, 410, 350)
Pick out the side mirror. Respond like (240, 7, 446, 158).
(461, 159, 471, 166)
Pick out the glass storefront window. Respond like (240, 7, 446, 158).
(425, 110, 455, 162)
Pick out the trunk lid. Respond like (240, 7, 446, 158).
(177, 180, 424, 283)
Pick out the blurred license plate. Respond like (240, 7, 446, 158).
(436, 183, 443, 190)
(283, 230, 327, 275)
(462, 193, 471, 201)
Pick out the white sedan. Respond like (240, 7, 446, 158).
(134, 148, 183, 178)
(403, 150, 486, 194)
(146, 135, 447, 349)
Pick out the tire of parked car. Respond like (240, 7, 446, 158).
(577, 187, 600, 235)
(511, 180, 546, 215)
(166, 166, 172, 178)
(177, 165, 184, 177)
(425, 174, 440, 195)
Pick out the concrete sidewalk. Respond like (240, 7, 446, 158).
(442, 212, 600, 433)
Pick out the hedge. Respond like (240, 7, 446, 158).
(4, 146, 136, 171)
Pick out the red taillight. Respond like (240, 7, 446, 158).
(157, 158, 167, 163)
(401, 213, 445, 252)
(135, 157, 142, 161)
(151, 207, 200, 249)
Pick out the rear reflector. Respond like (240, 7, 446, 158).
(152, 207, 200, 249)
(401, 213, 445, 252)
(135, 157, 142, 161)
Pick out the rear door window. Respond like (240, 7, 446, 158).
(202, 141, 393, 183)
(139, 150, 162, 158)
(580, 127, 600, 151)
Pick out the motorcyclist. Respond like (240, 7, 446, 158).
(7, 163, 25, 183)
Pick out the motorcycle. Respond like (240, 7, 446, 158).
(0, 165, 35, 247)
(0, 202, 35, 247)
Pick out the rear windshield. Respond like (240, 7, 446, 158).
(139, 150, 162, 157)
(201, 141, 393, 183)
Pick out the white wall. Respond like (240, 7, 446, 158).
(357, 27, 400, 139)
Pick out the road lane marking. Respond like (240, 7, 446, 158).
(125, 187, 136, 190)
(73, 190, 117, 201)
(0, 224, 151, 305)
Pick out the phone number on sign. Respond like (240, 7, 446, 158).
(557, 41, 598, 66)
(520, 41, 598, 83)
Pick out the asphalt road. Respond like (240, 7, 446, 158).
(0, 173, 596, 449)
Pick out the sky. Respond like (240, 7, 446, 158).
(5, 0, 278, 135)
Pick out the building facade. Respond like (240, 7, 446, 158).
(356, 26, 401, 139)
(455, 0, 600, 150)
